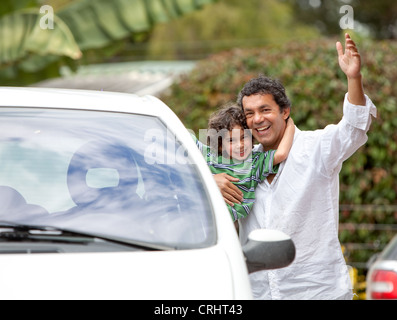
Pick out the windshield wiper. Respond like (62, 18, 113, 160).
(0, 221, 175, 251)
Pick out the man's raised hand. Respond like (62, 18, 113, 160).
(336, 33, 362, 79)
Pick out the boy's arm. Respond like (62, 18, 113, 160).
(273, 117, 295, 165)
(336, 33, 366, 106)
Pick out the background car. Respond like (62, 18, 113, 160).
(366, 235, 397, 300)
(0, 87, 295, 299)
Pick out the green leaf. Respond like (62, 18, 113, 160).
(0, 9, 81, 70)
(1, 0, 217, 82)
(0, 0, 40, 18)
(56, 0, 216, 51)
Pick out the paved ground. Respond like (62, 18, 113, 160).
(33, 61, 196, 97)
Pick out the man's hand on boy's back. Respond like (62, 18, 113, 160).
(213, 173, 243, 206)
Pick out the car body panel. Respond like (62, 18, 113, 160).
(0, 246, 239, 300)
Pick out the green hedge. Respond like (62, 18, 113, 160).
(161, 37, 397, 267)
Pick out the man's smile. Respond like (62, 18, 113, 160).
(255, 125, 271, 134)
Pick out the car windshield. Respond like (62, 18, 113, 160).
(0, 108, 216, 249)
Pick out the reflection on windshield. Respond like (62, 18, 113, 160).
(0, 108, 215, 249)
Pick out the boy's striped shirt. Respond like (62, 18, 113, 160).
(193, 136, 278, 221)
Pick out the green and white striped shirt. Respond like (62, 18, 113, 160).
(193, 136, 278, 221)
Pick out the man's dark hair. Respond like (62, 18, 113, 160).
(237, 75, 291, 112)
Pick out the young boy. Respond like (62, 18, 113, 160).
(193, 103, 295, 222)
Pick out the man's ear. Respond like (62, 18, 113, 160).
(282, 107, 291, 121)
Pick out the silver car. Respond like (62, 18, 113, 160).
(366, 235, 397, 300)
(0, 87, 294, 299)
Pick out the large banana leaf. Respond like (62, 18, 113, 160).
(56, 0, 216, 50)
(0, 9, 81, 71)
(0, 0, 216, 82)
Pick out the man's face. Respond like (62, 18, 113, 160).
(242, 93, 290, 151)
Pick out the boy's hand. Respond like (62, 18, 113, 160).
(336, 33, 362, 79)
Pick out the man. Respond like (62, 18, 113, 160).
(214, 34, 377, 299)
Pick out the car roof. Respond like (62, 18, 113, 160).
(0, 86, 194, 143)
(0, 85, 203, 167)
(0, 86, 168, 117)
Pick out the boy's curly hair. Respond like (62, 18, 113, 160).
(207, 103, 249, 155)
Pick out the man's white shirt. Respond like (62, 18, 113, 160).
(239, 94, 377, 300)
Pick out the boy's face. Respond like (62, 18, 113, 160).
(222, 125, 252, 161)
(242, 93, 290, 151)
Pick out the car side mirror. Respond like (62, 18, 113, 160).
(242, 229, 295, 273)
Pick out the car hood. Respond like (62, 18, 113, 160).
(0, 245, 245, 300)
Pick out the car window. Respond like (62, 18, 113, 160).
(0, 108, 216, 249)
(379, 235, 397, 260)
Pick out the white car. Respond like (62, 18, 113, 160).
(0, 87, 295, 300)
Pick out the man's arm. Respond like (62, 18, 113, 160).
(318, 34, 376, 176)
(213, 173, 243, 206)
(336, 33, 366, 106)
